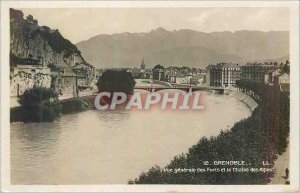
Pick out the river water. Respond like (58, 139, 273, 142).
(11, 90, 251, 184)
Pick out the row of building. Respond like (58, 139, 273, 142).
(133, 59, 290, 92)
(135, 59, 207, 85)
(206, 61, 290, 92)
(10, 58, 95, 97)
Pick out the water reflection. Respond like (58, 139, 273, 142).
(11, 122, 62, 184)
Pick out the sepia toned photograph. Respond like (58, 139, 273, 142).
(1, 1, 299, 192)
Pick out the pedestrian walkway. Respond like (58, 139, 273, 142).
(270, 142, 290, 184)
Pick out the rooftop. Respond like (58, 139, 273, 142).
(210, 63, 240, 69)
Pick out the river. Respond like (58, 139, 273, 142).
(11, 90, 251, 184)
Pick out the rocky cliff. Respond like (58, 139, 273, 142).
(10, 8, 87, 69)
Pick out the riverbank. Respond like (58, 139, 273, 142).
(224, 90, 258, 111)
(130, 87, 289, 184)
(10, 95, 96, 122)
(10, 89, 98, 108)
(10, 89, 257, 122)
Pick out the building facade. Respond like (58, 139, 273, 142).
(209, 63, 241, 88)
(152, 64, 165, 81)
(51, 68, 78, 96)
(10, 64, 51, 96)
(264, 68, 281, 85)
(241, 63, 278, 83)
(72, 62, 95, 89)
(274, 73, 290, 93)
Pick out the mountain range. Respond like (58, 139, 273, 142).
(76, 27, 289, 69)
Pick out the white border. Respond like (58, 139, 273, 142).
(1, 1, 299, 192)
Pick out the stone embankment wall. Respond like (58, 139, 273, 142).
(10, 95, 96, 123)
(224, 90, 258, 111)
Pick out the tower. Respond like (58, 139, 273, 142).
(141, 57, 146, 71)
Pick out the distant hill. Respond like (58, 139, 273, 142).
(76, 27, 289, 69)
(10, 8, 90, 69)
(262, 54, 290, 64)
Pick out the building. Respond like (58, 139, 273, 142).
(165, 69, 178, 83)
(241, 62, 278, 83)
(274, 73, 290, 84)
(51, 68, 78, 96)
(190, 74, 205, 86)
(205, 65, 215, 86)
(140, 69, 153, 79)
(179, 66, 190, 74)
(10, 64, 51, 96)
(175, 74, 192, 85)
(264, 68, 281, 85)
(152, 64, 165, 81)
(168, 74, 177, 83)
(274, 73, 290, 93)
(209, 63, 241, 88)
(72, 62, 95, 90)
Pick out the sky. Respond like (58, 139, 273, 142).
(20, 7, 289, 44)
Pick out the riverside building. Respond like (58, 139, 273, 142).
(241, 62, 278, 83)
(209, 63, 241, 88)
(10, 63, 51, 96)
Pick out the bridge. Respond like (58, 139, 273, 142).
(134, 85, 225, 94)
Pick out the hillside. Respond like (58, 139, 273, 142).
(76, 27, 289, 68)
(10, 8, 89, 69)
(263, 54, 290, 64)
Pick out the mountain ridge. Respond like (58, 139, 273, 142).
(78, 27, 289, 44)
(76, 27, 289, 69)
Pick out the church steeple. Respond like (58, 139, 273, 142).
(141, 57, 146, 70)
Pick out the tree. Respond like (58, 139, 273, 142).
(26, 14, 38, 25)
(18, 87, 61, 122)
(96, 70, 136, 94)
(283, 60, 290, 74)
(153, 64, 165, 70)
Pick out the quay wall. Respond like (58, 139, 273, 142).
(10, 90, 257, 122)
(224, 90, 258, 111)
(10, 95, 96, 122)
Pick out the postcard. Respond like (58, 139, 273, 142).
(1, 1, 299, 192)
